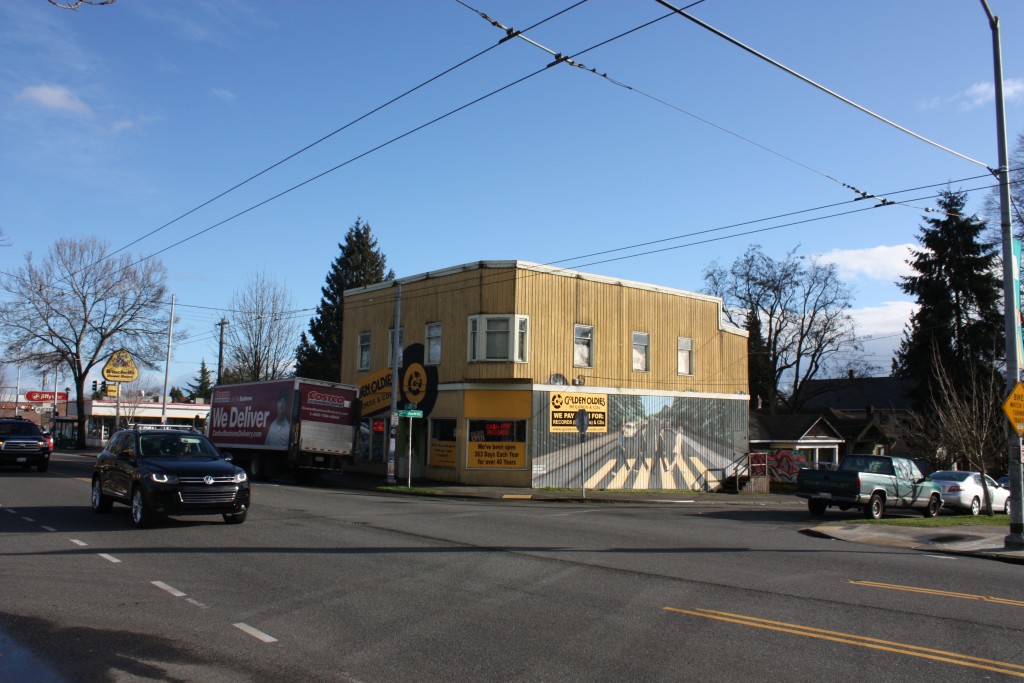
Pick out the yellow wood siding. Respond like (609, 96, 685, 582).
(342, 262, 747, 396)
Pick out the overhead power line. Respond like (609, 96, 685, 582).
(654, 0, 992, 170)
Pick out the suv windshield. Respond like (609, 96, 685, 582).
(139, 434, 220, 459)
(0, 422, 40, 437)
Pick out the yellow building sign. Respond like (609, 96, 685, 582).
(549, 392, 608, 433)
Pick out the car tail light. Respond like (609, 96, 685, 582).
(948, 485, 964, 492)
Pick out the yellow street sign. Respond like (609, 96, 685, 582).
(102, 349, 139, 383)
(1002, 382, 1024, 436)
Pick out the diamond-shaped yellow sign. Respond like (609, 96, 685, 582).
(1002, 382, 1024, 436)
(102, 349, 139, 383)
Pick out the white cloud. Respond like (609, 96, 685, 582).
(211, 87, 236, 102)
(850, 300, 916, 338)
(953, 79, 1024, 111)
(815, 244, 915, 282)
(17, 84, 91, 115)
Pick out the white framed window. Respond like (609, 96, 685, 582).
(677, 337, 693, 375)
(358, 332, 371, 371)
(574, 324, 593, 368)
(468, 314, 529, 362)
(388, 327, 404, 367)
(632, 331, 650, 372)
(426, 322, 442, 365)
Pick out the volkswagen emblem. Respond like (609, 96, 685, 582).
(204, 475, 214, 485)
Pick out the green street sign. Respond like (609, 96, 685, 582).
(397, 409, 423, 419)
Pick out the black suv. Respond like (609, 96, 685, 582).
(92, 427, 250, 527)
(0, 417, 51, 472)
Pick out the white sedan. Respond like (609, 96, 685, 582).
(928, 470, 1010, 515)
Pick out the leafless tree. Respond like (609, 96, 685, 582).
(46, 0, 116, 9)
(898, 346, 1006, 514)
(221, 270, 299, 383)
(704, 245, 866, 413)
(114, 374, 162, 429)
(0, 237, 173, 447)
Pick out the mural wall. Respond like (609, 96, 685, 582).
(531, 392, 748, 491)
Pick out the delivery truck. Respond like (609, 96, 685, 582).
(207, 378, 359, 483)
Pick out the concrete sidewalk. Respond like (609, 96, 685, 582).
(59, 449, 1024, 563)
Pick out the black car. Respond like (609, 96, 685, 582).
(0, 417, 51, 472)
(91, 427, 250, 527)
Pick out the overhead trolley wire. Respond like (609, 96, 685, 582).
(654, 0, 992, 171)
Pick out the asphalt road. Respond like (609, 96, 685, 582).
(2, 453, 1023, 682)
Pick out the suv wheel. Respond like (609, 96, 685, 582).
(91, 478, 112, 512)
(131, 486, 156, 528)
(223, 510, 248, 524)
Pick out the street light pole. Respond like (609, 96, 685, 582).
(980, 0, 1024, 549)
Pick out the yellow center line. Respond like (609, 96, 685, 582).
(664, 607, 1024, 678)
(850, 580, 1024, 607)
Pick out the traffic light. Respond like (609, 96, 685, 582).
(91, 380, 97, 393)
(100, 381, 107, 396)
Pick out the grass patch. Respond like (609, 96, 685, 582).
(850, 514, 1010, 528)
(376, 485, 442, 495)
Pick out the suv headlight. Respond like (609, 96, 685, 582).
(233, 470, 248, 484)
(150, 472, 179, 485)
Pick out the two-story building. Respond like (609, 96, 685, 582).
(341, 261, 749, 490)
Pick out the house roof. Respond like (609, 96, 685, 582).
(800, 377, 917, 411)
(749, 413, 844, 443)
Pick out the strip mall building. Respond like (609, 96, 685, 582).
(341, 261, 749, 490)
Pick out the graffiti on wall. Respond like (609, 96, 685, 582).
(766, 449, 807, 484)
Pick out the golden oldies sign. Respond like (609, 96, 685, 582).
(548, 392, 608, 433)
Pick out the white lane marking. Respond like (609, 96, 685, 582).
(70, 539, 87, 546)
(925, 554, 958, 560)
(152, 581, 187, 597)
(21, 516, 35, 522)
(5, 509, 17, 514)
(186, 598, 209, 609)
(651, 500, 696, 504)
(98, 553, 121, 563)
(234, 623, 278, 643)
(41, 525, 56, 532)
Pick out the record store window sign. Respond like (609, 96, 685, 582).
(467, 419, 527, 469)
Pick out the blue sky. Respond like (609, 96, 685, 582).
(2, 0, 1022, 391)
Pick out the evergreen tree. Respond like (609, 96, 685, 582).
(169, 386, 188, 403)
(186, 359, 214, 400)
(744, 303, 774, 412)
(295, 218, 395, 380)
(892, 189, 1003, 404)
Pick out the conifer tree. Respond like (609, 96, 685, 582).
(186, 359, 214, 401)
(295, 218, 394, 380)
(745, 303, 774, 412)
(892, 189, 1003, 405)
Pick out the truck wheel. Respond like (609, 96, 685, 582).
(968, 497, 981, 516)
(807, 499, 828, 516)
(863, 493, 885, 520)
(922, 494, 941, 518)
(249, 455, 267, 481)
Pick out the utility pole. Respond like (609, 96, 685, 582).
(981, 0, 1024, 549)
(161, 295, 175, 425)
(387, 281, 401, 484)
(216, 317, 229, 384)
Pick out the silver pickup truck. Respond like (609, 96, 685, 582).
(795, 454, 942, 520)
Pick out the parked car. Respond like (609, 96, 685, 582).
(997, 475, 1010, 488)
(795, 454, 942, 519)
(928, 470, 1009, 515)
(0, 417, 51, 472)
(91, 427, 250, 528)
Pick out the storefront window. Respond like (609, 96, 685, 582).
(467, 419, 527, 469)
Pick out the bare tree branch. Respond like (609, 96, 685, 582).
(46, 0, 116, 9)
(221, 271, 300, 383)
